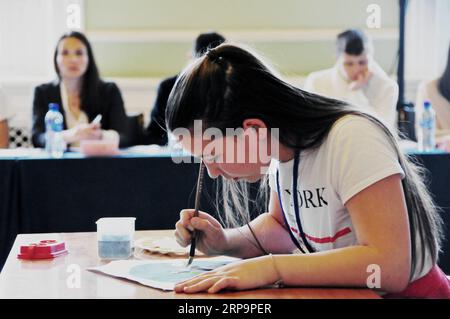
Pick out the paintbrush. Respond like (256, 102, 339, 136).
(186, 160, 205, 267)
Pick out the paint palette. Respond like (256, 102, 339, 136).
(134, 237, 198, 256)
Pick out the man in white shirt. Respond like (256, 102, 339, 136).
(0, 86, 10, 148)
(304, 29, 399, 131)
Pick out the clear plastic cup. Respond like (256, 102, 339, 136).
(96, 217, 136, 259)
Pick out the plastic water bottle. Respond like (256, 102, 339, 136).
(45, 103, 66, 158)
(418, 101, 436, 152)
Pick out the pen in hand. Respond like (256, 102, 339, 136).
(91, 114, 102, 126)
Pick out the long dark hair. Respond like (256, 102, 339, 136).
(438, 42, 450, 102)
(166, 43, 443, 280)
(53, 31, 102, 115)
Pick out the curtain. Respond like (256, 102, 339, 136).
(405, 0, 450, 81)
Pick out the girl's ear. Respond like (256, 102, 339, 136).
(242, 118, 267, 130)
(242, 118, 269, 141)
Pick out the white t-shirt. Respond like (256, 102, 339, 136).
(303, 61, 398, 131)
(268, 115, 432, 281)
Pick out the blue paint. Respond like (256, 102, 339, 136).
(129, 260, 231, 283)
(98, 235, 132, 259)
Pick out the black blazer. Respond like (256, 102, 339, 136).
(143, 75, 177, 146)
(32, 81, 130, 147)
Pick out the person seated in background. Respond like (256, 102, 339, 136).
(32, 31, 130, 148)
(416, 42, 450, 148)
(304, 29, 399, 131)
(0, 86, 11, 148)
(143, 31, 226, 146)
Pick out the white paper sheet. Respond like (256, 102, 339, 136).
(88, 256, 239, 291)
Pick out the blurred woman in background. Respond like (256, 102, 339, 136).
(416, 41, 450, 148)
(32, 31, 130, 148)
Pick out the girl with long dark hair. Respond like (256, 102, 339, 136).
(169, 44, 449, 298)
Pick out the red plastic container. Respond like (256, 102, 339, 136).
(17, 240, 68, 260)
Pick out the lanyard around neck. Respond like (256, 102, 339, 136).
(276, 151, 315, 254)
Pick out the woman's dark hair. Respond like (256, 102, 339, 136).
(166, 43, 443, 281)
(438, 42, 450, 102)
(53, 31, 102, 114)
(336, 29, 370, 56)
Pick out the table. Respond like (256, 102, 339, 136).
(0, 230, 380, 299)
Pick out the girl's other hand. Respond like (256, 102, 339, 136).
(174, 256, 279, 293)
